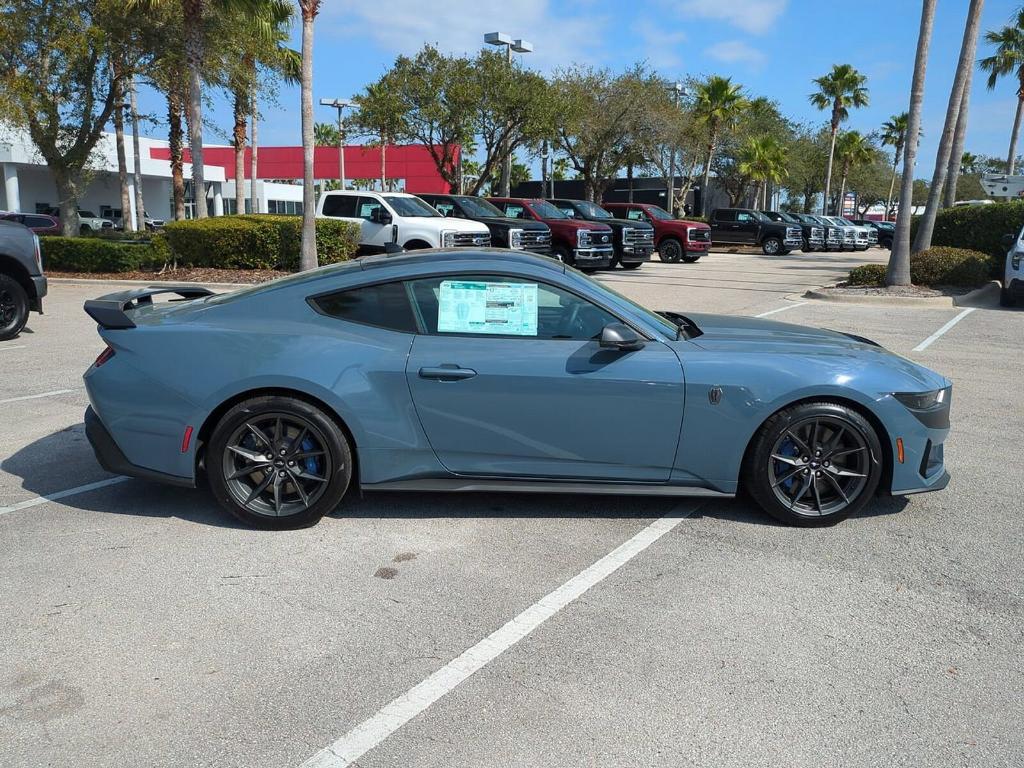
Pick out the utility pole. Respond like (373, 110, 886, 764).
(320, 98, 354, 190)
(541, 139, 549, 199)
(666, 82, 684, 216)
(484, 32, 533, 196)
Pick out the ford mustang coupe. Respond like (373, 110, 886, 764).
(82, 250, 951, 529)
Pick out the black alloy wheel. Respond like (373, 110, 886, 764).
(208, 396, 352, 528)
(659, 237, 684, 263)
(0, 275, 29, 341)
(743, 402, 882, 526)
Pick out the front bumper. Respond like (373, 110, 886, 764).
(619, 244, 654, 263)
(783, 237, 803, 249)
(881, 391, 951, 497)
(574, 245, 614, 269)
(84, 406, 195, 488)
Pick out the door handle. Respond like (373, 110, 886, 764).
(418, 365, 477, 381)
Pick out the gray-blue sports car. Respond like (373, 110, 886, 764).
(82, 250, 951, 528)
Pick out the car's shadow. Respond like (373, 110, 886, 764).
(4, 425, 907, 529)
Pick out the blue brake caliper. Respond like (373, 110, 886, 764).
(775, 437, 800, 492)
(301, 436, 320, 475)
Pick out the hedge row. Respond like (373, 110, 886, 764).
(912, 201, 1024, 257)
(40, 215, 360, 272)
(847, 247, 995, 288)
(162, 215, 359, 270)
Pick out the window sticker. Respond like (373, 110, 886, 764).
(437, 281, 538, 336)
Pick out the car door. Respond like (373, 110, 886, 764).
(712, 210, 739, 243)
(355, 196, 394, 249)
(403, 273, 685, 481)
(735, 211, 760, 244)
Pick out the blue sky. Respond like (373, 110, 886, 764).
(136, 0, 1024, 178)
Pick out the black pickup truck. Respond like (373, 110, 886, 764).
(710, 207, 804, 255)
(0, 219, 47, 340)
(760, 210, 824, 253)
(547, 198, 655, 269)
(417, 194, 552, 255)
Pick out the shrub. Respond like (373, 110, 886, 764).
(40, 236, 164, 272)
(910, 246, 994, 287)
(847, 263, 887, 286)
(162, 215, 359, 270)
(917, 201, 1024, 257)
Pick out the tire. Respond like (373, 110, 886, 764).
(881, 237, 893, 250)
(802, 237, 811, 253)
(620, 261, 643, 270)
(1001, 284, 1018, 307)
(79, 225, 90, 235)
(682, 255, 701, 263)
(742, 401, 883, 527)
(0, 274, 30, 341)
(780, 248, 792, 255)
(762, 236, 782, 255)
(207, 395, 353, 529)
(552, 245, 575, 267)
(659, 237, 684, 263)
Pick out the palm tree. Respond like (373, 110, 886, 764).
(913, 0, 984, 254)
(737, 135, 788, 209)
(809, 64, 869, 215)
(980, 9, 1024, 175)
(693, 76, 747, 216)
(834, 131, 874, 209)
(881, 112, 909, 219)
(355, 77, 408, 193)
(298, 0, 320, 271)
(889, 0, 936, 287)
(944, 52, 976, 208)
(959, 151, 980, 173)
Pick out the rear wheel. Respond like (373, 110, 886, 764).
(762, 236, 782, 255)
(659, 237, 683, 263)
(0, 275, 29, 341)
(742, 402, 883, 526)
(207, 396, 353, 529)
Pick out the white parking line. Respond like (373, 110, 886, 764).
(912, 308, 977, 352)
(0, 476, 129, 517)
(0, 388, 80, 404)
(298, 500, 704, 768)
(754, 302, 808, 318)
(0, 345, 27, 352)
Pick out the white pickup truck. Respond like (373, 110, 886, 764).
(316, 191, 490, 252)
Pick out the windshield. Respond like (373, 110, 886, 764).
(383, 195, 440, 217)
(645, 206, 674, 221)
(776, 211, 798, 223)
(531, 200, 568, 219)
(795, 214, 818, 225)
(456, 196, 505, 218)
(575, 201, 613, 219)
(751, 210, 771, 222)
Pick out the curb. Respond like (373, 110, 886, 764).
(804, 281, 1000, 308)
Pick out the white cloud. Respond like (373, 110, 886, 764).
(321, 0, 609, 72)
(676, 0, 788, 35)
(707, 39, 766, 68)
(631, 18, 687, 71)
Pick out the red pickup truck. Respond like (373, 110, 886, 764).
(487, 197, 614, 270)
(602, 203, 711, 263)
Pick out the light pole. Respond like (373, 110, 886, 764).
(319, 98, 354, 190)
(484, 32, 532, 196)
(666, 82, 685, 216)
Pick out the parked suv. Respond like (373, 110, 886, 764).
(851, 219, 893, 249)
(710, 208, 803, 255)
(0, 219, 47, 340)
(78, 210, 114, 234)
(317, 191, 490, 253)
(602, 202, 711, 263)
(547, 198, 653, 269)
(823, 216, 870, 251)
(417, 194, 552, 255)
(999, 229, 1024, 306)
(0, 213, 60, 235)
(487, 197, 613, 270)
(760, 210, 824, 252)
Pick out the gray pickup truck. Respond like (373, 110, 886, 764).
(0, 219, 47, 340)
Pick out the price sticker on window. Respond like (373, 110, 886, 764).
(437, 281, 538, 336)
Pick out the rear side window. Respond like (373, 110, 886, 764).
(714, 210, 735, 222)
(26, 216, 53, 228)
(624, 209, 646, 222)
(313, 282, 418, 333)
(322, 195, 357, 217)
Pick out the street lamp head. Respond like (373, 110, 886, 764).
(319, 98, 355, 109)
(512, 39, 533, 53)
(484, 31, 513, 46)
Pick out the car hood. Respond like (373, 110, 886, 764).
(439, 218, 491, 234)
(678, 312, 949, 390)
(476, 216, 548, 230)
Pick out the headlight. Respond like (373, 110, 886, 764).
(509, 228, 523, 249)
(441, 229, 455, 248)
(1013, 252, 1021, 270)
(894, 388, 949, 410)
(577, 229, 589, 247)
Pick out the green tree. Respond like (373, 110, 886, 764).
(693, 75, 747, 215)
(353, 76, 408, 191)
(782, 126, 831, 212)
(712, 96, 789, 208)
(809, 63, 869, 215)
(737, 135, 788, 209)
(834, 131, 875, 210)
(980, 8, 1024, 174)
(881, 112, 910, 218)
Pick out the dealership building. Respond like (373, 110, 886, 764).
(0, 124, 453, 222)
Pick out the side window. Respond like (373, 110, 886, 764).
(714, 210, 734, 223)
(26, 216, 51, 227)
(503, 204, 525, 219)
(736, 212, 753, 223)
(312, 281, 418, 333)
(321, 195, 357, 218)
(357, 197, 383, 220)
(407, 275, 618, 341)
(625, 209, 647, 222)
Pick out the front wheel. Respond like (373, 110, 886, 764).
(1001, 284, 1018, 307)
(0, 275, 29, 341)
(620, 261, 643, 270)
(742, 402, 883, 526)
(682, 255, 701, 263)
(207, 396, 353, 529)
(762, 237, 782, 255)
(659, 237, 684, 263)
(552, 245, 575, 267)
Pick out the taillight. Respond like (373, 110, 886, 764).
(94, 346, 115, 367)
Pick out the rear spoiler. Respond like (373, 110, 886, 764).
(84, 286, 215, 329)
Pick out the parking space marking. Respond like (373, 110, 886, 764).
(0, 345, 27, 352)
(298, 500, 704, 768)
(754, 302, 808, 318)
(0, 388, 80, 404)
(912, 308, 977, 352)
(0, 476, 129, 517)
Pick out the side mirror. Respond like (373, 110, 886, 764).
(371, 207, 392, 225)
(599, 323, 644, 352)
(1002, 233, 1016, 249)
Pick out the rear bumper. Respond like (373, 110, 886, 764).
(84, 406, 195, 488)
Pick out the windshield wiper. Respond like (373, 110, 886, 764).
(658, 311, 703, 340)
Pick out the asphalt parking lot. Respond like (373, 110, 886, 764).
(2, 249, 1022, 768)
